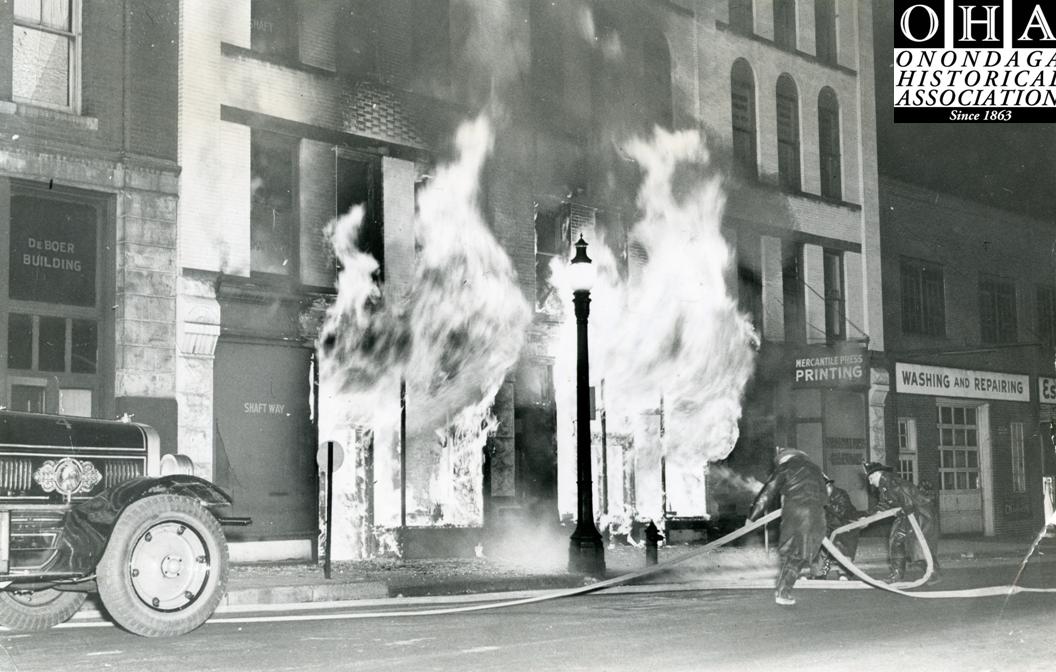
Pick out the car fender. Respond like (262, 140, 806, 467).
(46, 476, 234, 577)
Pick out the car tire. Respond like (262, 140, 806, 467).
(0, 588, 87, 631)
(97, 494, 228, 637)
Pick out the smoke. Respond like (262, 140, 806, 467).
(708, 464, 764, 497)
(552, 128, 758, 523)
(319, 116, 531, 547)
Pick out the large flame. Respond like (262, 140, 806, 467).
(553, 128, 758, 524)
(319, 117, 530, 557)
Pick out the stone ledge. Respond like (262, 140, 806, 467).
(1, 100, 100, 132)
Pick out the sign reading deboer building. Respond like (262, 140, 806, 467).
(895, 362, 1030, 402)
(791, 343, 869, 389)
(8, 195, 97, 307)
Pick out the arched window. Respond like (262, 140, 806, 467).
(774, 0, 796, 50)
(818, 87, 841, 199)
(730, 59, 757, 176)
(643, 32, 673, 129)
(776, 74, 800, 191)
(729, 0, 753, 33)
(815, 0, 837, 64)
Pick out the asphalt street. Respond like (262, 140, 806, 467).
(2, 562, 1055, 672)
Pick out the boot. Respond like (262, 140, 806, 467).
(885, 558, 906, 583)
(775, 560, 801, 605)
(811, 556, 832, 580)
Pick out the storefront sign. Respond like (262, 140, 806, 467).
(1039, 376, 1056, 404)
(895, 363, 1030, 402)
(791, 343, 868, 389)
(9, 195, 96, 307)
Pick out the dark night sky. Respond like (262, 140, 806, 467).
(873, 0, 1056, 222)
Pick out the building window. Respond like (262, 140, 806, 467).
(818, 88, 841, 200)
(642, 33, 673, 130)
(729, 0, 753, 33)
(897, 417, 918, 484)
(782, 240, 804, 343)
(13, 0, 79, 110)
(3, 185, 104, 416)
(823, 250, 844, 342)
(535, 202, 571, 311)
(738, 236, 763, 332)
(776, 75, 801, 191)
(251, 0, 298, 61)
(938, 405, 979, 492)
(250, 129, 299, 276)
(979, 275, 1017, 344)
(774, 0, 797, 50)
(530, 0, 565, 110)
(815, 0, 837, 64)
(411, 0, 450, 91)
(336, 152, 382, 278)
(730, 59, 757, 177)
(1011, 422, 1026, 494)
(900, 258, 945, 337)
(1038, 285, 1056, 349)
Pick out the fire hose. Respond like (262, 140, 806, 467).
(214, 508, 1056, 625)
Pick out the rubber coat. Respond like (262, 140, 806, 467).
(873, 471, 939, 562)
(748, 454, 829, 562)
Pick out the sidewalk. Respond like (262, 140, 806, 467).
(217, 531, 1056, 609)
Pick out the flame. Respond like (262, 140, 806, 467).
(553, 128, 758, 524)
(319, 116, 530, 557)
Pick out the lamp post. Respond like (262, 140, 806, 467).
(567, 235, 605, 576)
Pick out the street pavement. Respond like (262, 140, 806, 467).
(3, 561, 1056, 672)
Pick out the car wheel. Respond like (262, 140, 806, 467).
(0, 588, 87, 631)
(97, 495, 228, 637)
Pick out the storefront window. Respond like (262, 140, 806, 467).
(938, 405, 979, 491)
(3, 185, 103, 416)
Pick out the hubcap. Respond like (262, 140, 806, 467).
(128, 521, 211, 612)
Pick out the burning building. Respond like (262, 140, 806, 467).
(0, 0, 888, 563)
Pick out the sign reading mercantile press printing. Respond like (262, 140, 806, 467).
(895, 362, 1030, 402)
(792, 343, 869, 389)
(8, 195, 96, 307)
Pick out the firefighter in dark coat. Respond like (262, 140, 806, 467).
(746, 448, 828, 606)
(864, 462, 941, 583)
(812, 476, 862, 579)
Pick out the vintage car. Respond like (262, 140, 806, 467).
(0, 409, 246, 637)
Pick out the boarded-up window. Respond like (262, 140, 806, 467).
(818, 88, 841, 200)
(251, 0, 298, 61)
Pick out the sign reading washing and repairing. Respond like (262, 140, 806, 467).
(792, 344, 869, 389)
(895, 362, 1030, 402)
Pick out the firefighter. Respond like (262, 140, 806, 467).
(864, 462, 941, 583)
(812, 476, 862, 580)
(746, 447, 828, 606)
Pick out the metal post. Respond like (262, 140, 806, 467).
(400, 379, 407, 529)
(568, 289, 605, 576)
(600, 379, 608, 516)
(324, 440, 334, 580)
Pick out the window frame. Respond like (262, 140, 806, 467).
(1011, 422, 1026, 494)
(823, 249, 845, 342)
(776, 75, 801, 192)
(729, 0, 754, 34)
(897, 417, 918, 484)
(12, 0, 82, 113)
(979, 275, 1018, 345)
(900, 257, 946, 337)
(818, 88, 841, 200)
(249, 128, 301, 278)
(773, 0, 797, 51)
(1037, 285, 1056, 349)
(814, 0, 837, 65)
(730, 60, 757, 178)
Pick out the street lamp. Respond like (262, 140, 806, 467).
(568, 235, 605, 576)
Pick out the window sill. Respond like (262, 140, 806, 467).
(1, 100, 99, 132)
